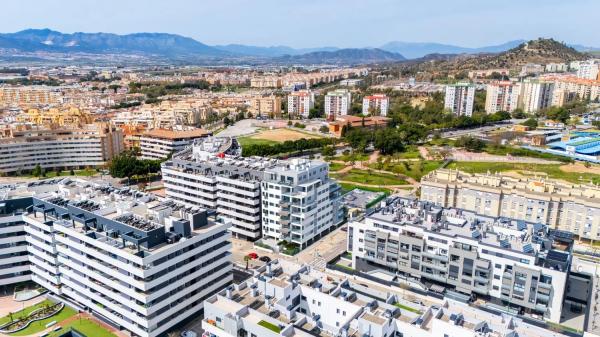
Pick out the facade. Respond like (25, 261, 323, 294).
(443, 83, 475, 116)
(0, 123, 123, 174)
(328, 115, 390, 138)
(484, 81, 521, 113)
(421, 169, 600, 240)
(162, 137, 344, 245)
(139, 128, 210, 160)
(250, 95, 282, 117)
(324, 89, 352, 119)
(576, 60, 600, 80)
(348, 196, 572, 323)
(161, 137, 265, 241)
(287, 90, 314, 118)
(203, 259, 573, 337)
(520, 79, 554, 113)
(0, 86, 62, 108)
(362, 94, 389, 116)
(0, 178, 233, 337)
(261, 158, 344, 248)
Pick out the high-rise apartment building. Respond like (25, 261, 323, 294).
(0, 123, 124, 174)
(443, 83, 475, 116)
(520, 79, 555, 113)
(485, 81, 522, 113)
(421, 169, 600, 240)
(287, 90, 314, 118)
(261, 158, 344, 248)
(348, 196, 571, 323)
(324, 89, 352, 118)
(162, 137, 344, 245)
(0, 179, 232, 337)
(362, 94, 389, 116)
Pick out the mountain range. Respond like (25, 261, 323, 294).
(0, 29, 598, 65)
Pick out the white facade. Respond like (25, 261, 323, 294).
(261, 158, 343, 248)
(520, 79, 555, 113)
(287, 90, 314, 118)
(362, 94, 389, 116)
(0, 180, 232, 337)
(577, 60, 600, 80)
(443, 83, 475, 116)
(324, 89, 352, 118)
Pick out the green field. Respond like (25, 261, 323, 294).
(336, 152, 370, 163)
(10, 304, 77, 336)
(371, 160, 444, 180)
(237, 137, 280, 147)
(447, 161, 600, 184)
(394, 146, 422, 159)
(332, 169, 408, 186)
(328, 162, 349, 172)
(47, 318, 118, 337)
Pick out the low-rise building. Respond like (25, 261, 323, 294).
(421, 169, 600, 239)
(328, 115, 390, 137)
(139, 128, 211, 160)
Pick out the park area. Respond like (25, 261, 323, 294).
(238, 128, 324, 147)
(0, 298, 118, 337)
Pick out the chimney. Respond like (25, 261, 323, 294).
(226, 287, 232, 299)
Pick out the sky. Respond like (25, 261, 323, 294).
(1, 0, 599, 48)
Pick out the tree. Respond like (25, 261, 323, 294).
(455, 136, 486, 152)
(593, 120, 600, 129)
(32, 164, 42, 177)
(243, 255, 251, 270)
(511, 108, 527, 119)
(521, 118, 539, 130)
(321, 146, 335, 157)
(319, 125, 329, 133)
(308, 108, 323, 119)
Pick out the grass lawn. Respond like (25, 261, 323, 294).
(47, 318, 118, 337)
(371, 160, 444, 181)
(237, 136, 280, 147)
(0, 300, 56, 325)
(394, 302, 422, 314)
(339, 182, 392, 194)
(258, 320, 281, 333)
(328, 162, 348, 172)
(447, 162, 600, 184)
(332, 169, 408, 186)
(10, 304, 77, 336)
(394, 146, 422, 159)
(484, 145, 572, 163)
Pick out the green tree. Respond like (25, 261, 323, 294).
(32, 164, 42, 177)
(521, 118, 538, 130)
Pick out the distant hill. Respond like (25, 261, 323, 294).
(380, 40, 525, 59)
(408, 38, 589, 72)
(213, 44, 339, 57)
(274, 48, 406, 65)
(0, 29, 227, 57)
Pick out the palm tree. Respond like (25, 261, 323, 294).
(244, 255, 251, 270)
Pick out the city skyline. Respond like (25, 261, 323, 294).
(2, 0, 600, 49)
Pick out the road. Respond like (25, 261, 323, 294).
(438, 119, 526, 139)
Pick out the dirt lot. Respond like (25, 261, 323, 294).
(560, 162, 600, 175)
(251, 128, 322, 142)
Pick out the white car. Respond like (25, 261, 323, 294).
(181, 331, 198, 337)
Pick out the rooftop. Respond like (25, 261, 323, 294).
(142, 128, 211, 140)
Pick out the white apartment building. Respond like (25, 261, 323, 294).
(362, 94, 389, 116)
(520, 79, 554, 113)
(484, 81, 521, 113)
(443, 83, 475, 116)
(261, 158, 344, 248)
(349, 197, 571, 323)
(0, 179, 232, 337)
(161, 137, 265, 241)
(324, 89, 352, 118)
(202, 259, 574, 337)
(577, 60, 600, 80)
(140, 128, 210, 160)
(545, 63, 568, 73)
(421, 169, 600, 240)
(0, 123, 123, 174)
(287, 90, 314, 118)
(162, 137, 344, 245)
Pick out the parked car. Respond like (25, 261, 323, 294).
(247, 252, 258, 259)
(259, 256, 271, 263)
(181, 331, 198, 337)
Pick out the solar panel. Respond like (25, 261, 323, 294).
(522, 243, 534, 254)
(547, 250, 569, 263)
(500, 239, 511, 248)
(517, 221, 527, 231)
(471, 230, 481, 239)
